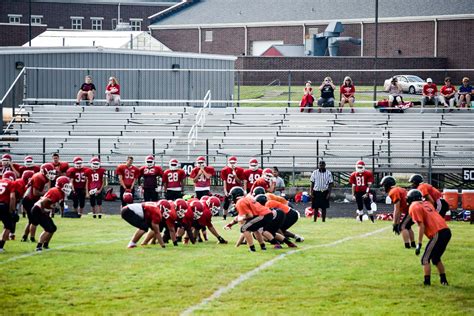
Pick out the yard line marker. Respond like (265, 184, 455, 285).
(181, 226, 389, 316)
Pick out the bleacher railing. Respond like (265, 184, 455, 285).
(187, 89, 211, 159)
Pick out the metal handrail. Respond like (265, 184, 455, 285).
(0, 67, 25, 105)
(187, 90, 211, 158)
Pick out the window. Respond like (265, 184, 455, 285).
(71, 17, 83, 29)
(205, 30, 213, 42)
(8, 14, 22, 24)
(91, 17, 103, 30)
(129, 19, 142, 31)
(31, 15, 43, 25)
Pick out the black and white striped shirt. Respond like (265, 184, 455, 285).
(310, 169, 333, 191)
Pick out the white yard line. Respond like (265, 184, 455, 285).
(181, 226, 389, 316)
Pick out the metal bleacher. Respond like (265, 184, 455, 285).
(2, 104, 474, 173)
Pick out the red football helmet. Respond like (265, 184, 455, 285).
(249, 158, 259, 171)
(2, 171, 16, 181)
(196, 156, 206, 166)
(200, 195, 210, 203)
(227, 156, 237, 168)
(174, 199, 188, 218)
(22, 170, 35, 183)
(24, 155, 34, 166)
(73, 156, 83, 168)
(145, 155, 155, 168)
(122, 192, 133, 204)
(1, 154, 11, 166)
(262, 168, 274, 181)
(157, 199, 171, 218)
(206, 196, 221, 216)
(189, 200, 203, 220)
(55, 176, 72, 195)
(169, 158, 179, 171)
(355, 160, 365, 173)
(40, 163, 57, 181)
(305, 207, 315, 218)
(90, 157, 100, 170)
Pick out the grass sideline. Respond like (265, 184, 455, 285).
(1, 216, 472, 315)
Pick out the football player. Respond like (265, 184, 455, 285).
(19, 170, 34, 218)
(174, 198, 196, 244)
(67, 156, 89, 216)
(220, 156, 245, 220)
(407, 189, 451, 286)
(0, 172, 17, 252)
(250, 168, 276, 193)
(189, 156, 215, 199)
(139, 155, 163, 202)
(380, 176, 416, 249)
(51, 153, 69, 182)
(21, 163, 56, 242)
(31, 176, 72, 251)
(142, 199, 178, 246)
(20, 156, 40, 175)
(349, 160, 375, 223)
(120, 201, 166, 249)
(243, 158, 262, 193)
(409, 174, 449, 218)
(163, 158, 186, 200)
(3, 171, 27, 240)
(193, 198, 227, 244)
(1, 154, 21, 178)
(116, 156, 140, 207)
(85, 157, 107, 219)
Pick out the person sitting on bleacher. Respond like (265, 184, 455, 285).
(300, 81, 314, 113)
(317, 77, 336, 113)
(458, 77, 472, 109)
(386, 77, 403, 107)
(339, 76, 356, 113)
(439, 77, 457, 112)
(105, 76, 121, 112)
(421, 78, 438, 112)
(75, 75, 96, 106)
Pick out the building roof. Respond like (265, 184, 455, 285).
(263, 45, 305, 57)
(22, 30, 172, 51)
(150, 0, 474, 28)
(10, 0, 180, 6)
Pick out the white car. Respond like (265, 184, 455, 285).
(384, 75, 426, 94)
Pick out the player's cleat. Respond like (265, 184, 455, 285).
(93, 214, 97, 219)
(21, 236, 27, 242)
(295, 235, 305, 242)
(0, 248, 5, 253)
(217, 236, 228, 244)
(127, 242, 137, 249)
(274, 244, 282, 249)
(98, 214, 102, 219)
(30, 237, 36, 243)
(9, 234, 15, 240)
(35, 246, 43, 252)
(286, 242, 297, 248)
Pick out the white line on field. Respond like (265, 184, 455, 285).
(180, 226, 389, 316)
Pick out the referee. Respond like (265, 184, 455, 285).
(310, 161, 333, 222)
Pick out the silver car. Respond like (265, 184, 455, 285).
(384, 75, 426, 94)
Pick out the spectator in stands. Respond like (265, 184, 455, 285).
(317, 77, 336, 113)
(273, 166, 285, 196)
(310, 160, 333, 222)
(386, 77, 403, 107)
(458, 77, 472, 109)
(75, 75, 96, 106)
(339, 76, 356, 113)
(105, 76, 121, 112)
(439, 77, 457, 112)
(300, 81, 314, 113)
(421, 78, 439, 113)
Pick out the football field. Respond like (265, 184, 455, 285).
(1, 216, 473, 315)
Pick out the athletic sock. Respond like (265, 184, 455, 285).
(249, 245, 256, 252)
(269, 238, 279, 245)
(0, 240, 5, 248)
(405, 242, 411, 249)
(36, 242, 43, 249)
(260, 243, 267, 250)
(43, 242, 49, 249)
(440, 273, 448, 285)
(30, 237, 36, 242)
(411, 241, 416, 248)
(424, 275, 431, 286)
(21, 235, 27, 242)
(359, 215, 363, 222)
(369, 216, 375, 223)
(223, 214, 227, 220)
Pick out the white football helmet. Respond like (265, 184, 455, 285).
(248, 158, 258, 171)
(169, 158, 179, 171)
(355, 160, 365, 173)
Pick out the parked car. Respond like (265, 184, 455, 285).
(384, 75, 426, 94)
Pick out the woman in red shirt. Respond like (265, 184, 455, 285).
(105, 76, 121, 111)
(339, 76, 356, 113)
(300, 81, 314, 113)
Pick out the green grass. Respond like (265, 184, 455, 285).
(1, 216, 472, 315)
(234, 85, 419, 107)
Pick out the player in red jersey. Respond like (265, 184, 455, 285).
(409, 174, 449, 218)
(142, 199, 179, 246)
(191, 199, 227, 244)
(250, 168, 276, 193)
(3, 171, 25, 240)
(116, 156, 140, 207)
(174, 198, 196, 244)
(21, 163, 56, 243)
(380, 176, 416, 249)
(121, 201, 166, 248)
(51, 153, 69, 179)
(1, 154, 21, 178)
(243, 158, 263, 193)
(0, 174, 17, 252)
(189, 156, 215, 199)
(85, 157, 107, 218)
(162, 158, 186, 200)
(31, 176, 72, 251)
(139, 155, 163, 202)
(349, 161, 376, 223)
(19, 156, 40, 175)
(220, 156, 245, 220)
(67, 156, 89, 216)
(19, 170, 34, 218)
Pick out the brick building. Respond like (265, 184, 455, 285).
(149, 0, 474, 69)
(0, 0, 179, 46)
